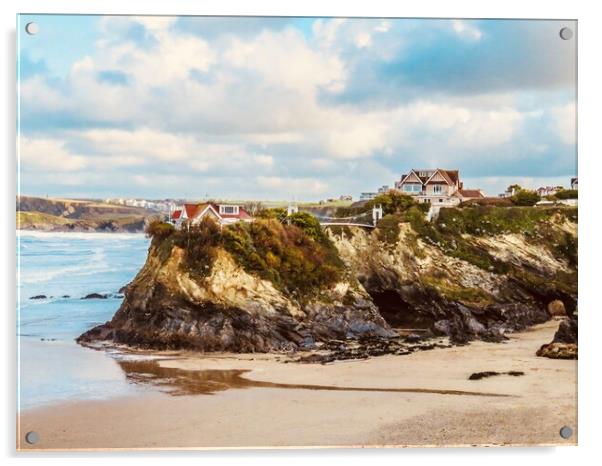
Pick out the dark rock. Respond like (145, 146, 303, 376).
(404, 333, 423, 343)
(537, 315, 578, 359)
(468, 370, 524, 380)
(469, 371, 500, 380)
(29, 295, 47, 300)
(553, 316, 578, 344)
(81, 293, 108, 300)
(61, 295, 70, 298)
(118, 284, 130, 294)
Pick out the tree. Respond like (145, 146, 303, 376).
(365, 190, 416, 215)
(511, 189, 540, 206)
(287, 212, 326, 243)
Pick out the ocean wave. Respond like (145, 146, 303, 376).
(18, 246, 110, 285)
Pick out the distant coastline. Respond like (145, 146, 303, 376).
(16, 195, 154, 233)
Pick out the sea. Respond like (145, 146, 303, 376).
(17, 230, 153, 410)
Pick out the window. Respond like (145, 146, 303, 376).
(219, 205, 239, 215)
(403, 184, 422, 193)
(433, 185, 443, 194)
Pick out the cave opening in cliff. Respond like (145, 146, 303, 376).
(369, 290, 432, 329)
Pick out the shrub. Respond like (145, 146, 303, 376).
(287, 212, 326, 243)
(174, 217, 222, 276)
(145, 219, 175, 241)
(554, 189, 578, 200)
(365, 191, 416, 215)
(511, 189, 540, 206)
(376, 214, 404, 246)
(222, 218, 344, 296)
(462, 197, 513, 207)
(256, 207, 287, 221)
(334, 205, 369, 217)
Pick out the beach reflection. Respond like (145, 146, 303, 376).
(117, 358, 512, 398)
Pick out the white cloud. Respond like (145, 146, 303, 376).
(18, 17, 575, 199)
(355, 32, 372, 48)
(551, 103, 576, 145)
(19, 137, 88, 172)
(452, 20, 483, 41)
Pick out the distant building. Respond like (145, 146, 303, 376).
(536, 186, 564, 197)
(339, 194, 353, 201)
(571, 177, 578, 190)
(499, 186, 519, 198)
(377, 185, 390, 194)
(359, 192, 378, 201)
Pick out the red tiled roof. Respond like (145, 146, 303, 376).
(458, 189, 484, 199)
(444, 170, 459, 184)
(183, 203, 200, 218)
(171, 209, 182, 220)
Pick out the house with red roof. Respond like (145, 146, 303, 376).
(170, 202, 252, 227)
(394, 168, 483, 205)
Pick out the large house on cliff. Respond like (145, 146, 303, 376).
(394, 168, 484, 205)
(171, 202, 252, 227)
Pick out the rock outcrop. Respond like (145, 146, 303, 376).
(537, 316, 578, 359)
(328, 207, 577, 344)
(78, 243, 394, 352)
(78, 205, 578, 353)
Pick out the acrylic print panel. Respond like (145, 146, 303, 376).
(16, 14, 577, 450)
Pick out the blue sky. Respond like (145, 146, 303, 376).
(17, 15, 576, 200)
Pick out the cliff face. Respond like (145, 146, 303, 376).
(78, 206, 577, 352)
(78, 221, 394, 351)
(329, 207, 577, 343)
(17, 196, 149, 232)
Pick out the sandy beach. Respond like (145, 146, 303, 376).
(17, 320, 577, 450)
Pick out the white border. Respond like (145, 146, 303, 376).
(2, 0, 601, 464)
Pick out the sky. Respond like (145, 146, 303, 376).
(17, 15, 577, 200)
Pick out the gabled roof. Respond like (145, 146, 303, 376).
(425, 169, 459, 186)
(400, 168, 460, 186)
(399, 171, 423, 185)
(182, 203, 200, 218)
(171, 209, 182, 220)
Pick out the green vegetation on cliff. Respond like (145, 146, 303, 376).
(396, 205, 577, 274)
(146, 215, 344, 296)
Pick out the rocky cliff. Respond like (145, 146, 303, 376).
(78, 205, 577, 352)
(17, 196, 150, 232)
(328, 205, 577, 343)
(78, 216, 394, 351)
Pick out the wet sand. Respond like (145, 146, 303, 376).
(17, 320, 577, 450)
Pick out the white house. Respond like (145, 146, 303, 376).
(394, 168, 483, 206)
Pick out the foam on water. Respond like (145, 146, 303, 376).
(17, 231, 151, 410)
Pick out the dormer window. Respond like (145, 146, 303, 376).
(219, 205, 239, 215)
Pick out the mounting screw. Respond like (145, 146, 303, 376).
(25, 431, 39, 444)
(25, 22, 39, 35)
(559, 27, 573, 40)
(559, 425, 573, 439)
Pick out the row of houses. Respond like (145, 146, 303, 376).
(170, 168, 487, 228)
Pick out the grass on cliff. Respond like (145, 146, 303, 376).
(17, 211, 71, 228)
(420, 274, 493, 305)
(399, 205, 578, 273)
(146, 214, 345, 296)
